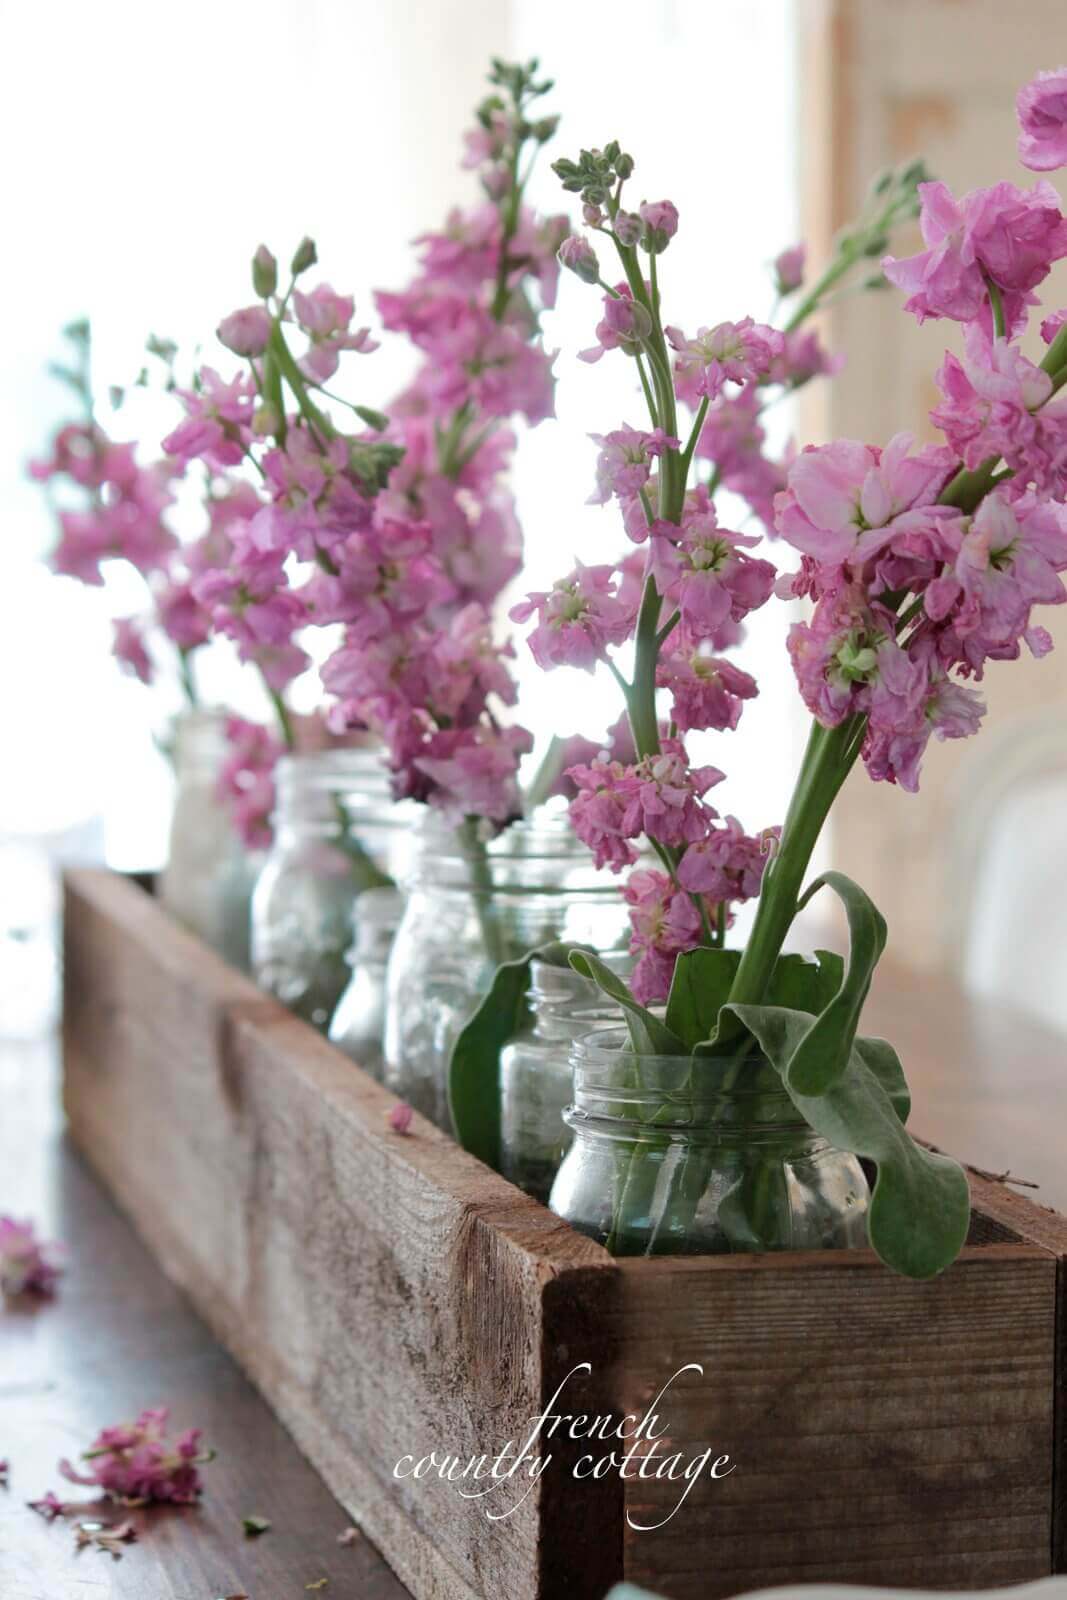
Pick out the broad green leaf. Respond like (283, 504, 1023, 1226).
(787, 871, 888, 1096)
(725, 1003, 969, 1279)
(568, 951, 686, 1056)
(854, 1033, 911, 1125)
(449, 941, 589, 1167)
(765, 949, 843, 1013)
(717, 1160, 794, 1253)
(665, 947, 740, 1048)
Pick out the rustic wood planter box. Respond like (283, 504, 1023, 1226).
(62, 868, 1067, 1600)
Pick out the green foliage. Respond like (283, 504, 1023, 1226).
(787, 871, 887, 1095)
(665, 947, 740, 1049)
(567, 950, 686, 1056)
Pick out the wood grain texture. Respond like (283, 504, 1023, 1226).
(62, 869, 621, 1600)
(62, 870, 1066, 1600)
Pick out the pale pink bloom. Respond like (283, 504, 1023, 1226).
(162, 368, 256, 470)
(666, 318, 784, 406)
(677, 817, 777, 901)
(883, 179, 1067, 334)
(862, 673, 986, 792)
(0, 1216, 63, 1296)
(579, 284, 652, 364)
(775, 433, 956, 567)
(565, 756, 642, 873)
(58, 1408, 211, 1505)
(639, 200, 679, 252)
(623, 868, 709, 1005)
(614, 739, 723, 849)
(28, 1491, 67, 1520)
(1017, 69, 1067, 171)
(588, 424, 679, 505)
(388, 1101, 414, 1135)
(112, 618, 153, 685)
(510, 560, 636, 671)
(931, 325, 1067, 493)
(788, 589, 927, 731)
(157, 581, 211, 651)
(217, 716, 286, 850)
(1042, 307, 1067, 345)
(656, 641, 758, 732)
(773, 243, 806, 294)
(414, 723, 531, 824)
(649, 510, 776, 637)
(217, 305, 272, 358)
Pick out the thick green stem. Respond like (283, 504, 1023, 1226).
(458, 816, 508, 967)
(266, 684, 296, 750)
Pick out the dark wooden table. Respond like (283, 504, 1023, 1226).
(1, 956, 1064, 1599)
(0, 1033, 411, 1600)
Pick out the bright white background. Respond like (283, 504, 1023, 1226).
(0, 0, 803, 896)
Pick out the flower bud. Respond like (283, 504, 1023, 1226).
(217, 306, 272, 358)
(582, 201, 604, 227)
(639, 199, 679, 254)
(615, 152, 635, 179)
(290, 236, 318, 276)
(252, 402, 281, 437)
(772, 243, 806, 295)
(252, 244, 277, 299)
(558, 234, 600, 285)
(613, 209, 642, 247)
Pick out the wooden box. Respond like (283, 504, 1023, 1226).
(62, 869, 1067, 1600)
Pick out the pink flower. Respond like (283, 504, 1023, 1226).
(666, 318, 784, 406)
(162, 368, 256, 470)
(676, 817, 776, 900)
(639, 200, 679, 253)
(773, 243, 806, 294)
(588, 424, 679, 504)
(293, 284, 378, 382)
(579, 284, 652, 364)
(623, 868, 708, 1005)
(695, 388, 786, 533)
(57, 1408, 212, 1505)
(931, 325, 1067, 493)
(510, 561, 636, 671)
(788, 588, 928, 731)
(1017, 69, 1067, 172)
(0, 1216, 63, 1296)
(413, 723, 531, 824)
(883, 179, 1067, 334)
(388, 1101, 414, 1134)
(217, 305, 272, 358)
(566, 756, 643, 873)
(28, 1491, 68, 1520)
(775, 433, 957, 568)
(217, 716, 286, 850)
(112, 618, 153, 685)
(862, 673, 986, 792)
(656, 640, 758, 732)
(614, 739, 723, 848)
(649, 509, 776, 636)
(558, 234, 600, 284)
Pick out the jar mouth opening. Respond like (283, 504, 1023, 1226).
(571, 1025, 787, 1099)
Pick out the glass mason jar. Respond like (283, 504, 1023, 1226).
(383, 806, 632, 1132)
(550, 1027, 870, 1257)
(328, 886, 406, 1080)
(499, 957, 629, 1204)
(251, 748, 415, 1030)
(159, 709, 260, 972)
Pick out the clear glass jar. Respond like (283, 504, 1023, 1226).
(499, 958, 629, 1204)
(159, 710, 260, 972)
(251, 749, 415, 1030)
(328, 886, 406, 1080)
(550, 1027, 870, 1257)
(383, 805, 632, 1132)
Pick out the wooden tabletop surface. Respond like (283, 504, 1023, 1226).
(1, 955, 1064, 1599)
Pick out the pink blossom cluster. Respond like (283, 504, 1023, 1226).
(0, 1216, 63, 1296)
(57, 1407, 210, 1504)
(217, 715, 287, 850)
(31, 423, 177, 584)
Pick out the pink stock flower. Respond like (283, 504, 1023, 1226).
(649, 510, 776, 636)
(623, 868, 710, 1005)
(413, 722, 531, 824)
(57, 1408, 212, 1505)
(0, 1216, 63, 1296)
(579, 284, 652, 364)
(112, 618, 153, 685)
(565, 756, 643, 872)
(695, 388, 787, 533)
(931, 325, 1067, 493)
(775, 433, 957, 568)
(293, 284, 378, 382)
(883, 179, 1067, 334)
(28, 1491, 68, 1520)
(773, 244, 806, 295)
(615, 739, 724, 848)
(1017, 69, 1067, 172)
(558, 234, 600, 284)
(217, 716, 286, 850)
(388, 1101, 414, 1134)
(639, 200, 679, 252)
(788, 588, 928, 731)
(666, 318, 784, 406)
(510, 560, 636, 671)
(676, 817, 777, 901)
(157, 581, 211, 651)
(588, 424, 679, 504)
(862, 672, 986, 792)
(216, 305, 272, 358)
(656, 640, 758, 732)
(924, 490, 1067, 658)
(162, 368, 256, 470)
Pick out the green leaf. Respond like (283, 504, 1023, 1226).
(787, 871, 888, 1096)
(242, 1515, 271, 1537)
(725, 1003, 969, 1279)
(854, 1034, 910, 1125)
(449, 942, 593, 1167)
(664, 947, 740, 1049)
(568, 951, 687, 1056)
(765, 949, 843, 1013)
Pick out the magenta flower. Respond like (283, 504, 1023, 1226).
(676, 817, 777, 901)
(28, 1491, 67, 1520)
(615, 739, 724, 848)
(788, 589, 928, 731)
(293, 283, 378, 383)
(931, 325, 1067, 493)
(773, 243, 806, 295)
(666, 318, 784, 406)
(112, 618, 153, 685)
(413, 722, 531, 825)
(775, 433, 957, 568)
(387, 1101, 414, 1134)
(883, 179, 1067, 334)
(565, 756, 643, 873)
(217, 716, 286, 850)
(0, 1216, 63, 1296)
(639, 200, 679, 253)
(649, 510, 776, 637)
(58, 1407, 212, 1506)
(510, 560, 636, 671)
(579, 284, 652, 364)
(656, 640, 758, 732)
(623, 868, 709, 1005)
(1017, 68, 1067, 172)
(862, 672, 986, 792)
(217, 305, 272, 358)
(588, 424, 679, 505)
(162, 368, 256, 470)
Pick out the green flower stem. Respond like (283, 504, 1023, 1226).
(268, 324, 332, 446)
(177, 646, 199, 709)
(457, 816, 508, 969)
(266, 682, 296, 750)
